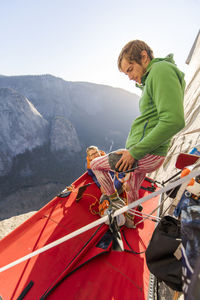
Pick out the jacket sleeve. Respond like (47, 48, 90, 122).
(129, 63, 185, 160)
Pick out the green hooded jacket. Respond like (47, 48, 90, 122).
(126, 54, 185, 160)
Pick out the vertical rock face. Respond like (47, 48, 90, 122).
(0, 88, 48, 175)
(50, 117, 81, 153)
(150, 31, 200, 181)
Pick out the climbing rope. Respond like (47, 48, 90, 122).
(129, 209, 161, 222)
(133, 186, 179, 226)
(86, 193, 99, 215)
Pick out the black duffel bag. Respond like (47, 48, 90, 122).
(145, 215, 182, 291)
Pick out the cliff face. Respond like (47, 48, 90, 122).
(0, 88, 48, 175)
(50, 117, 81, 153)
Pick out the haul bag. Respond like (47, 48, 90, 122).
(145, 215, 182, 291)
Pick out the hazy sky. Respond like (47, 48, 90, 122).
(0, 0, 199, 95)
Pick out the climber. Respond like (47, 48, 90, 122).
(90, 39, 186, 228)
(86, 145, 125, 194)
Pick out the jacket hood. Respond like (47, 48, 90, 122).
(150, 53, 175, 65)
(140, 54, 176, 86)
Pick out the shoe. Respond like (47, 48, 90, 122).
(109, 192, 126, 226)
(110, 194, 126, 211)
(99, 193, 126, 226)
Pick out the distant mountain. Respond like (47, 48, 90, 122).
(0, 74, 139, 214)
(0, 87, 48, 176)
(0, 74, 139, 148)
